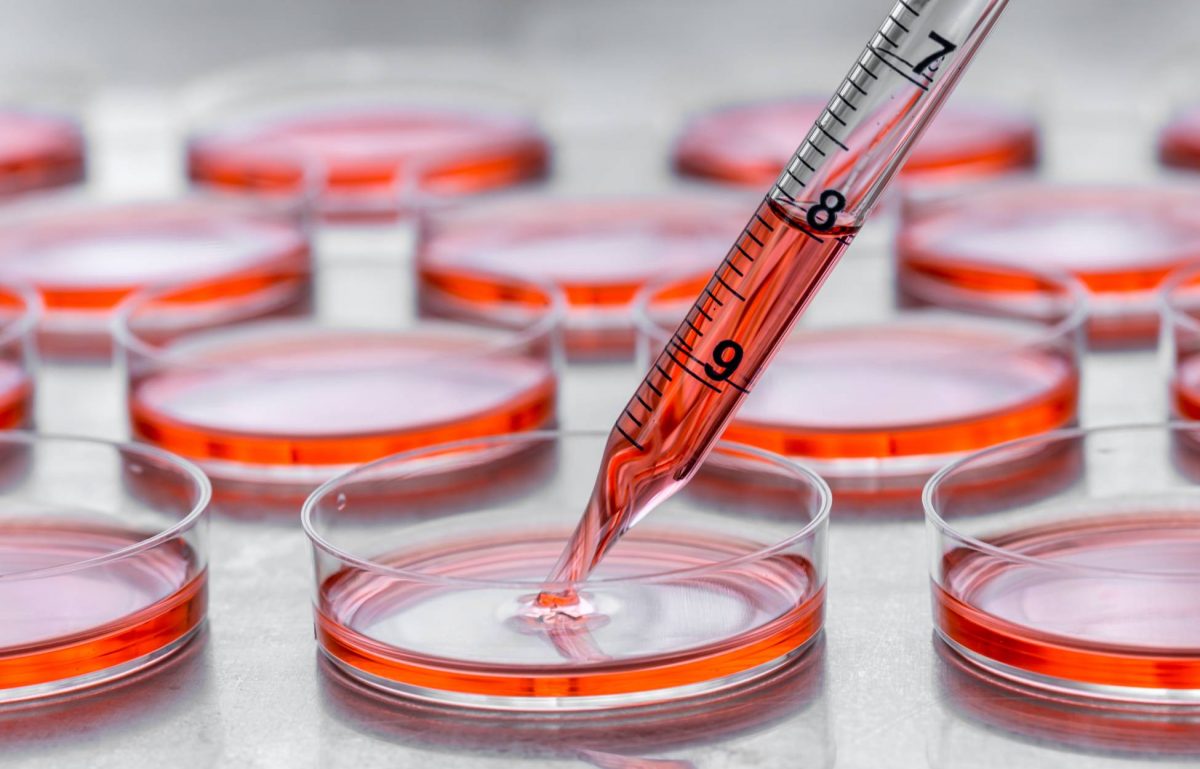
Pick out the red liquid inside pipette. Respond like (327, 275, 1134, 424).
(544, 198, 858, 592)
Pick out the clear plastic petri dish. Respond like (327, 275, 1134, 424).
(926, 422, 1200, 705)
(0, 194, 312, 360)
(0, 433, 210, 703)
(183, 50, 552, 220)
(116, 264, 562, 514)
(897, 182, 1200, 348)
(672, 97, 1038, 189)
(416, 194, 752, 360)
(636, 268, 1085, 509)
(302, 430, 829, 710)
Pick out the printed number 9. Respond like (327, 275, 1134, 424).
(806, 189, 846, 231)
(705, 340, 744, 381)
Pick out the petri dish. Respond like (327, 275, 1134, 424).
(0, 433, 210, 703)
(927, 423, 1200, 705)
(0, 195, 311, 360)
(117, 265, 561, 513)
(0, 110, 86, 197)
(897, 182, 1200, 348)
(417, 195, 751, 359)
(673, 98, 1037, 188)
(636, 268, 1084, 508)
(184, 50, 552, 219)
(302, 430, 829, 710)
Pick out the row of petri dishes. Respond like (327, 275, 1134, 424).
(4, 52, 1200, 363)
(6, 257, 1200, 711)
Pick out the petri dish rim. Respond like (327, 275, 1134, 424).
(0, 432, 211, 583)
(111, 266, 568, 373)
(632, 268, 1089, 371)
(301, 429, 832, 590)
(0, 281, 43, 351)
(1161, 262, 1200, 338)
(924, 421, 1200, 581)
(181, 46, 553, 125)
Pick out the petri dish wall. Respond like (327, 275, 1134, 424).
(319, 643, 832, 767)
(933, 640, 1200, 762)
(897, 182, 1200, 348)
(302, 430, 829, 710)
(0, 433, 210, 702)
(672, 97, 1038, 190)
(926, 423, 1200, 705)
(0, 284, 38, 431)
(0, 194, 312, 360)
(183, 50, 553, 220)
(416, 194, 753, 360)
(1165, 264, 1200, 422)
(116, 264, 562, 514)
(1160, 106, 1200, 174)
(636, 267, 1085, 510)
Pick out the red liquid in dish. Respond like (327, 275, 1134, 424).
(0, 201, 309, 357)
(725, 324, 1078, 460)
(418, 198, 747, 357)
(129, 328, 557, 468)
(674, 100, 1037, 188)
(316, 530, 822, 699)
(0, 521, 205, 693)
(0, 111, 85, 196)
(897, 185, 1200, 346)
(188, 107, 550, 210)
(936, 515, 1200, 692)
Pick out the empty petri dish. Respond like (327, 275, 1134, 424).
(897, 182, 1200, 348)
(117, 265, 561, 513)
(927, 423, 1200, 704)
(0, 111, 85, 197)
(673, 98, 1037, 188)
(0, 433, 210, 702)
(417, 195, 751, 359)
(637, 268, 1084, 508)
(0, 195, 311, 360)
(184, 50, 552, 219)
(302, 430, 829, 710)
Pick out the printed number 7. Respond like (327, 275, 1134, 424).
(913, 32, 957, 75)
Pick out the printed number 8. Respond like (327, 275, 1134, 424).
(806, 189, 846, 231)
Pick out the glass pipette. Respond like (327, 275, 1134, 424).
(547, 0, 1014, 587)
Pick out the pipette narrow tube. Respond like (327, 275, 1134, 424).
(547, 0, 1012, 588)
